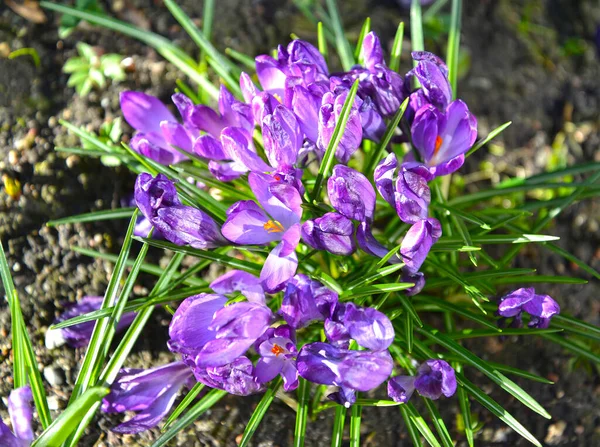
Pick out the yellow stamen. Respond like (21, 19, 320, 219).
(271, 344, 285, 356)
(273, 93, 283, 103)
(263, 219, 285, 233)
(434, 135, 443, 155)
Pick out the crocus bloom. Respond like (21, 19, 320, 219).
(168, 293, 272, 368)
(400, 218, 442, 273)
(280, 274, 338, 329)
(45, 296, 136, 349)
(121, 91, 194, 165)
(262, 104, 303, 169)
(402, 271, 426, 297)
(410, 100, 478, 177)
(0, 386, 34, 446)
(328, 165, 376, 222)
(102, 362, 193, 434)
(297, 342, 393, 392)
(134, 173, 226, 249)
(209, 270, 265, 305)
(301, 212, 356, 256)
(356, 222, 393, 259)
(193, 356, 264, 396)
(497, 288, 560, 329)
(388, 359, 456, 402)
(408, 51, 452, 111)
(190, 85, 253, 137)
(221, 172, 302, 292)
(255, 325, 299, 391)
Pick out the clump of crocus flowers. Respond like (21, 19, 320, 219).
(44, 33, 561, 435)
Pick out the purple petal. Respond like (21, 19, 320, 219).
(221, 206, 283, 246)
(262, 105, 302, 168)
(523, 294, 560, 321)
(387, 376, 416, 403)
(221, 127, 272, 172)
(196, 337, 259, 368)
(255, 55, 287, 98)
(327, 386, 357, 408)
(131, 134, 181, 165)
(155, 205, 226, 249)
(402, 271, 426, 297)
(168, 293, 227, 356)
(338, 349, 394, 391)
(280, 360, 299, 391)
(171, 93, 194, 127)
(0, 421, 26, 447)
(430, 100, 477, 166)
(411, 104, 442, 162)
(356, 222, 392, 259)
(8, 386, 33, 442)
(395, 164, 431, 224)
(280, 274, 330, 329)
(317, 91, 363, 163)
(296, 342, 345, 386)
(292, 85, 321, 142)
(193, 134, 227, 160)
(159, 121, 193, 155)
(374, 153, 398, 206)
(248, 172, 302, 228)
(412, 55, 452, 110)
(208, 160, 247, 182)
(255, 356, 284, 384)
(343, 302, 395, 351)
(497, 288, 536, 318)
(287, 40, 328, 75)
(120, 91, 176, 134)
(363, 32, 384, 71)
(260, 238, 299, 294)
(414, 359, 457, 399)
(400, 218, 442, 273)
(240, 72, 260, 103)
(194, 356, 263, 396)
(209, 302, 272, 339)
(210, 270, 265, 304)
(359, 96, 386, 141)
(134, 173, 181, 221)
(301, 213, 356, 256)
(328, 165, 376, 222)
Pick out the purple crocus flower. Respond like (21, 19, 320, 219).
(402, 271, 426, 297)
(261, 104, 303, 169)
(410, 100, 478, 177)
(317, 90, 363, 163)
(328, 165, 376, 222)
(209, 270, 265, 305)
(221, 172, 302, 292)
(497, 288, 560, 329)
(134, 173, 226, 249)
(0, 386, 34, 446)
(280, 274, 338, 329)
(388, 359, 457, 403)
(401, 218, 442, 273)
(296, 342, 393, 392)
(255, 325, 299, 391)
(168, 293, 273, 368)
(409, 51, 452, 111)
(301, 212, 356, 256)
(102, 362, 193, 434)
(121, 91, 195, 165)
(193, 356, 264, 396)
(190, 85, 253, 137)
(45, 296, 136, 349)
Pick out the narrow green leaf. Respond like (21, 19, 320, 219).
(345, 262, 405, 291)
(163, 383, 205, 430)
(446, 0, 462, 97)
(490, 275, 587, 285)
(398, 293, 423, 327)
(544, 242, 600, 281)
(349, 403, 362, 447)
(331, 406, 346, 447)
(294, 378, 311, 447)
(497, 161, 600, 187)
(422, 398, 454, 447)
(341, 282, 416, 299)
(445, 328, 562, 340)
(311, 79, 360, 201)
(389, 22, 405, 72)
(31, 387, 108, 447)
(456, 366, 474, 447)
(552, 314, 600, 341)
(354, 17, 370, 62)
(318, 21, 328, 58)
(225, 47, 256, 70)
(325, 0, 354, 70)
(364, 97, 409, 174)
(410, 0, 424, 70)
(405, 402, 442, 447)
(457, 373, 542, 447)
(135, 237, 263, 275)
(415, 325, 551, 419)
(405, 311, 414, 353)
(239, 377, 283, 447)
(541, 333, 600, 364)
(151, 389, 227, 447)
(467, 121, 512, 157)
(46, 207, 136, 226)
(400, 404, 424, 447)
(486, 362, 554, 385)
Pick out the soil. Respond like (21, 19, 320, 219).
(0, 0, 599, 446)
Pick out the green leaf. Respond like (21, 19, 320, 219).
(294, 378, 311, 447)
(456, 366, 474, 447)
(349, 402, 362, 447)
(225, 47, 256, 70)
(389, 22, 405, 72)
(63, 57, 89, 73)
(162, 382, 205, 430)
(88, 68, 106, 88)
(552, 314, 600, 342)
(541, 333, 600, 364)
(445, 327, 562, 340)
(318, 21, 328, 58)
(544, 242, 600, 281)
(354, 17, 370, 62)
(239, 377, 283, 447)
(467, 121, 512, 157)
(310, 79, 360, 201)
(151, 389, 227, 447)
(415, 325, 551, 419)
(76, 42, 96, 60)
(325, 0, 354, 70)
(422, 398, 454, 447)
(31, 387, 109, 447)
(410, 0, 425, 70)
(400, 404, 424, 447)
(456, 373, 542, 447)
(341, 282, 416, 299)
(405, 402, 442, 447)
(331, 406, 346, 447)
(446, 0, 462, 97)
(497, 161, 600, 187)
(46, 207, 136, 226)
(345, 262, 405, 291)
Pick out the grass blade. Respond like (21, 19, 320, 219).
(46, 207, 136, 227)
(239, 377, 283, 447)
(31, 387, 109, 447)
(294, 378, 311, 447)
(163, 383, 205, 430)
(331, 406, 346, 447)
(318, 21, 328, 58)
(456, 366, 474, 447)
(541, 333, 600, 364)
(325, 0, 354, 70)
(446, 0, 462, 97)
(405, 402, 442, 447)
(389, 22, 405, 72)
(341, 282, 416, 299)
(456, 373, 542, 447)
(467, 121, 512, 157)
(151, 389, 227, 447)
(349, 403, 362, 447)
(400, 404, 424, 447)
(410, 0, 424, 68)
(422, 398, 454, 447)
(310, 79, 360, 201)
(354, 17, 370, 62)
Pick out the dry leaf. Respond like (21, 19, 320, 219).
(6, 0, 48, 24)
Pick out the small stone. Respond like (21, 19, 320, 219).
(545, 421, 567, 445)
(66, 155, 80, 169)
(8, 150, 19, 165)
(43, 365, 66, 387)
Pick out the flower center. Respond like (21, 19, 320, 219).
(434, 135, 443, 155)
(271, 344, 285, 356)
(273, 93, 283, 103)
(263, 219, 285, 233)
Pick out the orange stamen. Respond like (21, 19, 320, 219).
(271, 344, 285, 356)
(263, 220, 285, 233)
(434, 135, 443, 155)
(273, 175, 282, 181)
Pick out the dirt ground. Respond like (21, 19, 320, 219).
(0, 0, 599, 445)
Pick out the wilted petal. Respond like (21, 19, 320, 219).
(328, 165, 376, 222)
(210, 270, 265, 304)
(301, 213, 356, 256)
(168, 293, 227, 356)
(8, 386, 33, 442)
(400, 218, 442, 273)
(120, 91, 176, 134)
(387, 375, 416, 403)
(343, 302, 395, 351)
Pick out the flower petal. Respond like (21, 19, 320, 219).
(120, 91, 176, 134)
